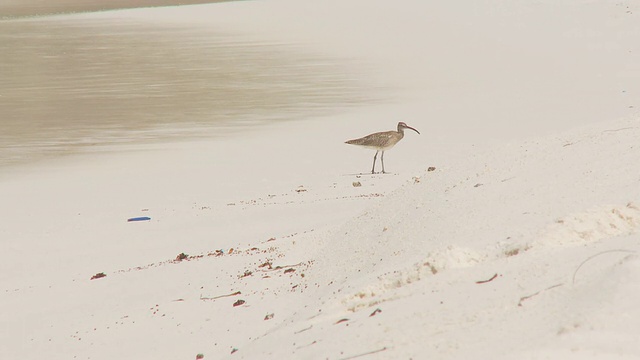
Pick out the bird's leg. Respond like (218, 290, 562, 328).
(381, 151, 385, 174)
(371, 150, 378, 174)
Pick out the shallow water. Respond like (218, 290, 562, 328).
(0, 14, 371, 167)
(0, 0, 225, 18)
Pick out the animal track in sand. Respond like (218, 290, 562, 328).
(230, 193, 384, 208)
(342, 246, 483, 312)
(225, 183, 386, 209)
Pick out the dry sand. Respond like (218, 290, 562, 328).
(1, 0, 640, 359)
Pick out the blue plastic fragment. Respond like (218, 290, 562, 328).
(127, 216, 151, 222)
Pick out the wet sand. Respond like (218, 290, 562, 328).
(1, 0, 228, 18)
(0, 6, 372, 167)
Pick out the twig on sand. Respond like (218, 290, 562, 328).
(572, 249, 637, 284)
(296, 340, 318, 350)
(518, 283, 563, 307)
(294, 325, 313, 334)
(200, 291, 241, 301)
(601, 126, 636, 133)
(476, 273, 498, 284)
(339, 347, 388, 360)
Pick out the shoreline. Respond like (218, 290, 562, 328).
(0, 5, 373, 169)
(0, 0, 231, 19)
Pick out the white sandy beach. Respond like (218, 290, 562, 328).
(1, 0, 640, 359)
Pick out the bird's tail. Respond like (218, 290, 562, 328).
(345, 139, 364, 145)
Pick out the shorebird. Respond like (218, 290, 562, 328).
(345, 122, 420, 174)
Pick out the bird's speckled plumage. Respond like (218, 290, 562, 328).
(345, 130, 403, 150)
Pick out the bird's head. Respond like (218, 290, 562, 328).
(398, 122, 420, 134)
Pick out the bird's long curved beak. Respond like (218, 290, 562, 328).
(407, 125, 420, 134)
